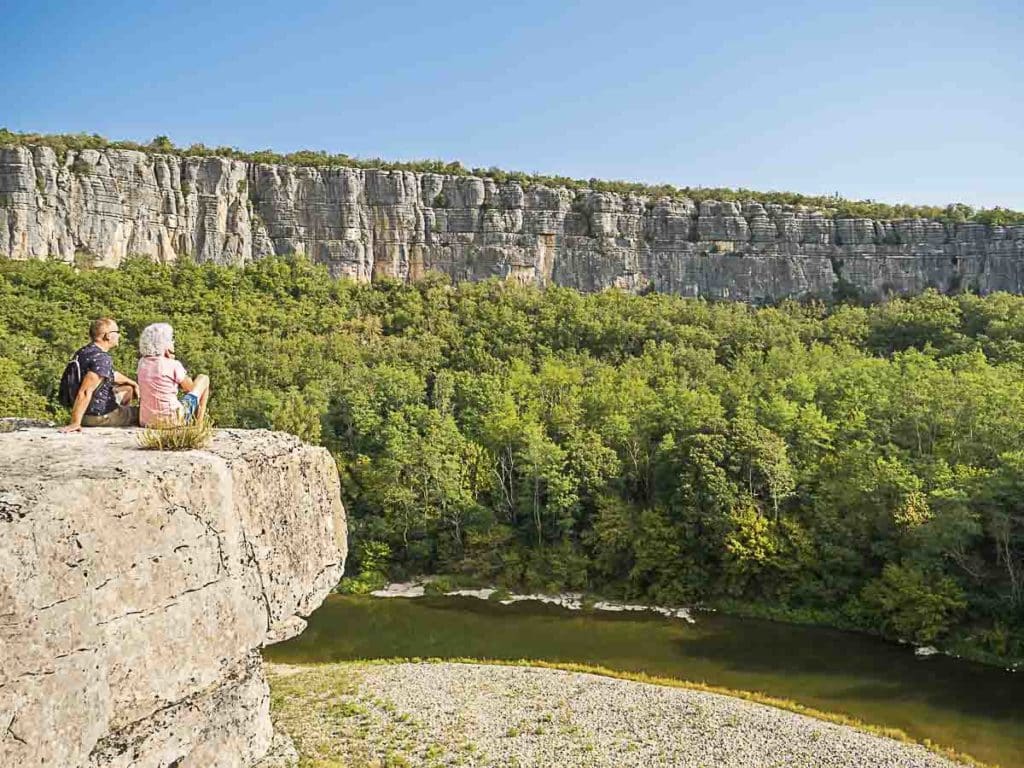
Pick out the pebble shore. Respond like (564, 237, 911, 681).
(267, 661, 971, 768)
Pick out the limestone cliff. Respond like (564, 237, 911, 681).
(0, 427, 347, 767)
(1, 144, 1022, 302)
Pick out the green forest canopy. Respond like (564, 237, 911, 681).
(1, 256, 1022, 663)
(3, 128, 1023, 225)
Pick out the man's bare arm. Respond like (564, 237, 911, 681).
(59, 370, 101, 433)
(113, 370, 139, 395)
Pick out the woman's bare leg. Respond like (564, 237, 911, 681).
(191, 374, 210, 421)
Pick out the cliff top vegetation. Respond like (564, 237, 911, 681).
(3, 128, 1022, 226)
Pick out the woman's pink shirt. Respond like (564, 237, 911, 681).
(137, 356, 188, 427)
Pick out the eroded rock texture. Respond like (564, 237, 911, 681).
(0, 427, 347, 767)
(1, 145, 1022, 302)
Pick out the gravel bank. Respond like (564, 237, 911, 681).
(266, 661, 972, 768)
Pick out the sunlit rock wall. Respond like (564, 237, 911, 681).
(2, 145, 1022, 302)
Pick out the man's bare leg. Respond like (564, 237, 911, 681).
(114, 383, 135, 406)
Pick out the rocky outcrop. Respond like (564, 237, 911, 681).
(1, 144, 1022, 302)
(0, 427, 347, 767)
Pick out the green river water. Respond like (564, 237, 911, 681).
(265, 595, 1024, 767)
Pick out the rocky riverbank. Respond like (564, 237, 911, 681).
(266, 661, 974, 768)
(369, 580, 695, 622)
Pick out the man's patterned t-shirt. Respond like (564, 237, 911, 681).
(75, 343, 117, 416)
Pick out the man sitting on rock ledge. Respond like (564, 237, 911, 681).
(58, 317, 140, 432)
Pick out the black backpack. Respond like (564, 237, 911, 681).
(58, 351, 83, 408)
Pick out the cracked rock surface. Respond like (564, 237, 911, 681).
(2, 145, 1023, 302)
(0, 427, 347, 767)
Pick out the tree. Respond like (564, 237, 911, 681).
(729, 417, 795, 520)
(977, 452, 1024, 609)
(271, 386, 326, 444)
(859, 563, 966, 644)
(148, 135, 175, 152)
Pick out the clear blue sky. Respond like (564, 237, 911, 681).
(4, 1, 1022, 209)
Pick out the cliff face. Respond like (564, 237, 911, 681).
(0, 427, 347, 768)
(2, 144, 1022, 302)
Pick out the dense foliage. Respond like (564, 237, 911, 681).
(3, 128, 1023, 225)
(2, 256, 1022, 661)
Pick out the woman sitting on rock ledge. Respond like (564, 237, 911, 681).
(136, 323, 210, 427)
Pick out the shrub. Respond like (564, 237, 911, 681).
(832, 277, 863, 304)
(270, 386, 325, 444)
(71, 156, 92, 176)
(335, 570, 387, 595)
(148, 135, 175, 153)
(0, 359, 50, 419)
(73, 251, 97, 270)
(859, 564, 967, 644)
(336, 540, 391, 594)
(423, 575, 459, 596)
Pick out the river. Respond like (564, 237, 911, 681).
(265, 595, 1024, 767)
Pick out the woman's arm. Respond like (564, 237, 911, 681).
(179, 374, 210, 401)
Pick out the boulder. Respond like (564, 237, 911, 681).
(0, 427, 347, 767)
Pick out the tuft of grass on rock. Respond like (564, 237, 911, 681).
(136, 417, 213, 451)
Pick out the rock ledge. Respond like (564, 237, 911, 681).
(0, 427, 347, 767)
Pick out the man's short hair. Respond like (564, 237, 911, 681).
(90, 317, 117, 342)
